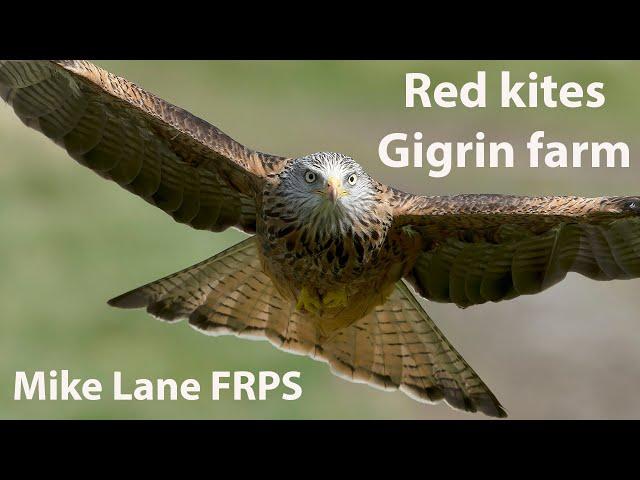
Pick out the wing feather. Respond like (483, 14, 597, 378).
(0, 60, 291, 233)
(389, 190, 640, 307)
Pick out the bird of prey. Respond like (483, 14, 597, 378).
(3, 60, 640, 418)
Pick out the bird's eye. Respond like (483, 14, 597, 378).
(304, 171, 316, 183)
(347, 173, 358, 185)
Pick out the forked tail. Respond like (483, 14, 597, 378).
(109, 236, 506, 417)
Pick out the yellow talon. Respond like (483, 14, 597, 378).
(296, 286, 322, 315)
(322, 287, 348, 309)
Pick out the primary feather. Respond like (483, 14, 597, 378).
(3, 59, 640, 417)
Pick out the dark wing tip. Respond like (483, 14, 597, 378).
(107, 290, 149, 309)
(482, 400, 509, 419)
(620, 197, 640, 214)
(443, 389, 508, 419)
(467, 392, 508, 419)
(600, 196, 640, 215)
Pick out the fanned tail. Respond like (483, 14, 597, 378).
(322, 282, 506, 417)
(109, 237, 505, 417)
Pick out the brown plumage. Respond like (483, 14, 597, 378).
(3, 60, 640, 417)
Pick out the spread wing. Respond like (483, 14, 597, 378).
(0, 60, 291, 233)
(389, 190, 640, 308)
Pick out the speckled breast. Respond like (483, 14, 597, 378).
(256, 192, 421, 311)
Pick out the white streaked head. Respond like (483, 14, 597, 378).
(279, 152, 377, 233)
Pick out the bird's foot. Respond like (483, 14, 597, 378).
(296, 286, 322, 315)
(322, 287, 348, 309)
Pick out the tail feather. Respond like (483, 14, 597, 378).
(109, 236, 506, 417)
(318, 282, 507, 417)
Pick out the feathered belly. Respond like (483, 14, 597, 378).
(256, 229, 420, 337)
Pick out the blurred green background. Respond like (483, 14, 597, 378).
(2, 61, 640, 419)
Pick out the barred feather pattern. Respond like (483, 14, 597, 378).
(390, 191, 640, 241)
(0, 60, 290, 233)
(109, 237, 505, 417)
(324, 282, 506, 417)
(404, 217, 640, 308)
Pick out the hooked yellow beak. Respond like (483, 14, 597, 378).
(326, 176, 344, 204)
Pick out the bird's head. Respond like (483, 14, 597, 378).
(279, 152, 378, 232)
